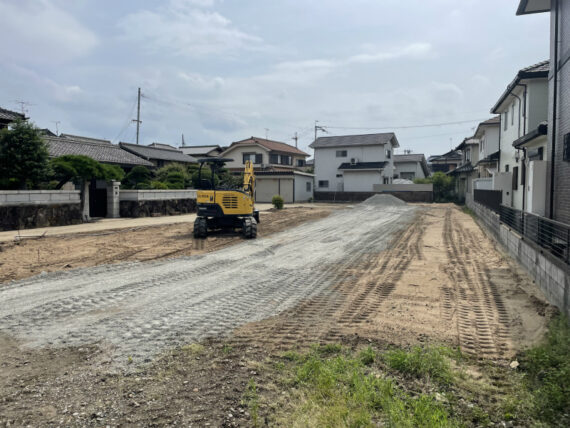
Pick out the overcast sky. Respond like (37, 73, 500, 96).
(0, 0, 550, 158)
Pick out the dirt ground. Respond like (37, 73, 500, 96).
(0, 206, 334, 284)
(0, 202, 554, 427)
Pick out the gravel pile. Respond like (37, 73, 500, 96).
(362, 194, 407, 206)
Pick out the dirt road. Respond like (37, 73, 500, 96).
(0, 199, 552, 427)
(0, 206, 335, 283)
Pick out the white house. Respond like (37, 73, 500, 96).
(219, 137, 309, 172)
(474, 116, 501, 179)
(309, 133, 399, 192)
(491, 60, 549, 210)
(393, 153, 430, 180)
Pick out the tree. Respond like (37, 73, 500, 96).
(0, 120, 49, 189)
(155, 163, 189, 189)
(414, 172, 455, 202)
(122, 165, 152, 189)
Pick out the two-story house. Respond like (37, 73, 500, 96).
(219, 137, 309, 172)
(474, 116, 501, 179)
(309, 133, 399, 192)
(449, 137, 480, 199)
(491, 60, 549, 210)
(428, 150, 462, 173)
(393, 154, 430, 180)
(517, 0, 570, 224)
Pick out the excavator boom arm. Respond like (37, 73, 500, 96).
(243, 160, 255, 198)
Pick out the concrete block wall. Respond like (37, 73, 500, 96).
(467, 197, 570, 317)
(0, 190, 80, 206)
(314, 190, 433, 203)
(119, 189, 197, 202)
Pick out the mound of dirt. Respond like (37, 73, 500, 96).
(362, 194, 407, 206)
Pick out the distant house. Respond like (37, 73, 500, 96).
(473, 116, 501, 179)
(219, 137, 309, 172)
(119, 142, 197, 168)
(449, 138, 480, 199)
(427, 150, 462, 173)
(45, 134, 153, 169)
(180, 145, 223, 159)
(517, 0, 570, 224)
(491, 60, 549, 211)
(0, 107, 25, 129)
(309, 133, 399, 192)
(393, 153, 430, 180)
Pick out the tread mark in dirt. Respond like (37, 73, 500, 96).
(441, 208, 511, 358)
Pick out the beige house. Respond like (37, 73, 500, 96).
(219, 137, 309, 172)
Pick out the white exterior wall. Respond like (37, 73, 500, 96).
(497, 80, 547, 210)
(120, 190, 197, 201)
(394, 161, 426, 179)
(294, 174, 314, 202)
(343, 171, 383, 192)
(314, 143, 394, 191)
(220, 145, 268, 169)
(0, 190, 81, 206)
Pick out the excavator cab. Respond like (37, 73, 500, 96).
(193, 158, 259, 239)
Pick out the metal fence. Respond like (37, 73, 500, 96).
(474, 189, 502, 213)
(500, 205, 570, 264)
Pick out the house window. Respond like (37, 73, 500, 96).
(465, 149, 470, 161)
(269, 154, 279, 164)
(564, 134, 570, 161)
(243, 153, 262, 164)
(386, 149, 391, 159)
(400, 172, 415, 180)
(538, 147, 544, 160)
(505, 164, 509, 172)
(318, 180, 329, 188)
(336, 150, 347, 157)
(383, 177, 390, 184)
(512, 166, 518, 190)
(306, 182, 311, 192)
(280, 155, 291, 165)
(297, 159, 305, 167)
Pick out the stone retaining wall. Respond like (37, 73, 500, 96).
(120, 199, 196, 218)
(0, 204, 82, 231)
(466, 195, 570, 317)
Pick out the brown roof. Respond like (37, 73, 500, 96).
(229, 137, 309, 156)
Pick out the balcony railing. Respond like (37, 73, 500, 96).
(499, 205, 570, 264)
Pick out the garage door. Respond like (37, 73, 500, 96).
(255, 178, 294, 203)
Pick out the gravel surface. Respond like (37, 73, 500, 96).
(0, 199, 416, 365)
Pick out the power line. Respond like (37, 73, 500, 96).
(322, 118, 489, 131)
(112, 96, 138, 143)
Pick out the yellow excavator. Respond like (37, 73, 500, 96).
(193, 158, 259, 239)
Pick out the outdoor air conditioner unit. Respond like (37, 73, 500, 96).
(350, 157, 358, 165)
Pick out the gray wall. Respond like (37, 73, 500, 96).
(466, 194, 569, 318)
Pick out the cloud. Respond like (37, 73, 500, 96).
(0, 0, 98, 64)
(347, 43, 434, 64)
(118, 0, 262, 56)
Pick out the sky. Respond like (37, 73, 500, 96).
(0, 0, 550, 158)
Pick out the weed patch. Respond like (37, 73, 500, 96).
(383, 345, 457, 385)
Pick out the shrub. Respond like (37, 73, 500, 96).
(122, 166, 151, 189)
(272, 195, 284, 209)
(151, 180, 168, 189)
(155, 163, 189, 186)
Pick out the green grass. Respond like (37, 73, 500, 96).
(521, 314, 570, 425)
(274, 344, 458, 427)
(461, 206, 475, 218)
(242, 378, 260, 427)
(383, 345, 458, 385)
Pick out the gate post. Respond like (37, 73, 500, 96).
(107, 180, 121, 218)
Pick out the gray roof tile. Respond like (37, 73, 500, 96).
(310, 133, 399, 149)
(44, 136, 153, 167)
(120, 142, 197, 163)
(0, 107, 25, 122)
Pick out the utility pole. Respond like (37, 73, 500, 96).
(264, 128, 269, 139)
(314, 120, 327, 141)
(181, 133, 186, 147)
(132, 87, 142, 144)
(292, 132, 298, 148)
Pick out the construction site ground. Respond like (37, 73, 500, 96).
(0, 198, 555, 427)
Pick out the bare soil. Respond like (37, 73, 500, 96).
(0, 204, 555, 427)
(0, 206, 334, 284)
